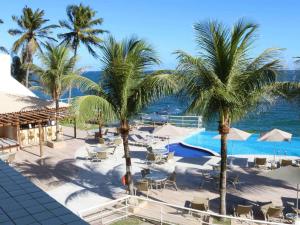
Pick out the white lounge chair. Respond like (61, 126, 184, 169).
(129, 134, 151, 147)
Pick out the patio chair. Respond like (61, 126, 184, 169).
(162, 152, 174, 162)
(135, 180, 150, 198)
(190, 197, 210, 220)
(265, 206, 284, 222)
(280, 159, 293, 167)
(146, 152, 162, 164)
(227, 175, 241, 189)
(234, 204, 253, 219)
(146, 145, 153, 153)
(261, 204, 284, 222)
(190, 197, 209, 211)
(254, 157, 267, 169)
(141, 169, 150, 178)
(163, 171, 178, 191)
(200, 171, 214, 188)
(85, 147, 98, 162)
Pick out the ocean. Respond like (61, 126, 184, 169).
(47, 70, 300, 136)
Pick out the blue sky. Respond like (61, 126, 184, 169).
(1, 0, 300, 70)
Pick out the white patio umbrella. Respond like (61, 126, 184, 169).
(258, 128, 292, 162)
(258, 128, 292, 142)
(152, 123, 188, 151)
(213, 128, 252, 166)
(213, 127, 252, 141)
(152, 123, 186, 138)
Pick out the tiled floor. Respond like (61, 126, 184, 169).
(0, 160, 87, 225)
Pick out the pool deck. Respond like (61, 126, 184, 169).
(9, 126, 300, 222)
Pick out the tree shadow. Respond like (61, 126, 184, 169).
(14, 157, 125, 206)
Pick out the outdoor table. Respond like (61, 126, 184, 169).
(145, 171, 167, 189)
(92, 145, 110, 153)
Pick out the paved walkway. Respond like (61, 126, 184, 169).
(10, 126, 299, 221)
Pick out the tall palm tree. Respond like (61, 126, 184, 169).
(31, 44, 81, 141)
(58, 3, 107, 101)
(8, 6, 58, 87)
(71, 36, 179, 194)
(175, 19, 282, 215)
(58, 3, 106, 58)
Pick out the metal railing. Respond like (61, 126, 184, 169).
(77, 195, 288, 225)
(139, 113, 203, 128)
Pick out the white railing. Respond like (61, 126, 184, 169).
(77, 195, 288, 225)
(139, 113, 203, 128)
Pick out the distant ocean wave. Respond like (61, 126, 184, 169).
(36, 70, 300, 136)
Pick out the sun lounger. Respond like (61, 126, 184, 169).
(234, 204, 253, 219)
(129, 134, 149, 147)
(254, 157, 267, 169)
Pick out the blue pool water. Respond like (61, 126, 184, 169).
(167, 143, 213, 157)
(182, 131, 300, 157)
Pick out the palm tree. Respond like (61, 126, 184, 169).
(71, 36, 179, 194)
(8, 6, 58, 87)
(31, 44, 81, 141)
(175, 19, 282, 215)
(58, 3, 107, 101)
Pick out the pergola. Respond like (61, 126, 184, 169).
(0, 107, 70, 156)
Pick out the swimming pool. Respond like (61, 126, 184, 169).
(181, 131, 300, 157)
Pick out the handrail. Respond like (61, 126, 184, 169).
(78, 196, 129, 217)
(130, 196, 285, 225)
(77, 195, 287, 225)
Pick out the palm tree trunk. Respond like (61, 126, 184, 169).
(218, 120, 230, 215)
(68, 46, 78, 103)
(55, 98, 60, 141)
(120, 120, 134, 195)
(25, 66, 30, 88)
(98, 119, 103, 138)
(25, 49, 31, 88)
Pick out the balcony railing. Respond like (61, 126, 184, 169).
(77, 195, 288, 225)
